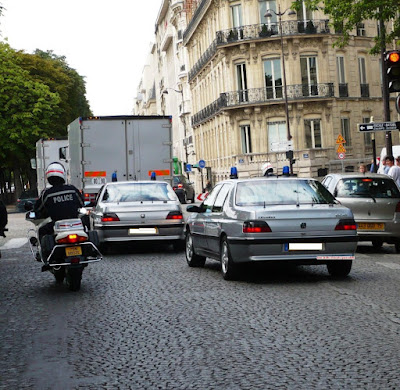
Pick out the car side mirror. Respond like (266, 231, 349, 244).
(24, 201, 34, 211)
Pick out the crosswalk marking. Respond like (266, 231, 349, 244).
(376, 262, 400, 270)
(0, 238, 28, 250)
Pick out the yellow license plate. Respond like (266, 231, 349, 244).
(65, 246, 82, 256)
(358, 223, 385, 231)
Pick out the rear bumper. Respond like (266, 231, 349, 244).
(95, 224, 185, 243)
(228, 235, 357, 264)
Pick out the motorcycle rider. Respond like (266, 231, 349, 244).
(34, 162, 84, 261)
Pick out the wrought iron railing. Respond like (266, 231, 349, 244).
(188, 20, 330, 81)
(191, 83, 334, 126)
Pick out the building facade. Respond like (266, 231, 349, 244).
(183, 0, 399, 182)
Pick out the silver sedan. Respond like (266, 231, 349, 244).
(89, 181, 185, 251)
(322, 172, 400, 251)
(185, 177, 358, 280)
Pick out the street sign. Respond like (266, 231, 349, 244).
(270, 141, 293, 152)
(358, 121, 400, 132)
(336, 134, 346, 144)
(336, 144, 346, 153)
(197, 192, 208, 201)
(338, 153, 345, 160)
(186, 164, 192, 172)
(198, 159, 206, 169)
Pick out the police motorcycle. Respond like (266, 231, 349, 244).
(26, 205, 102, 291)
(25, 162, 102, 291)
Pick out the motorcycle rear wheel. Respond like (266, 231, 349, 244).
(53, 267, 65, 284)
(66, 267, 83, 291)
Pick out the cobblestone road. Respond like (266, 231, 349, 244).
(1, 214, 400, 389)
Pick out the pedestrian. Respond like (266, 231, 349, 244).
(205, 180, 212, 192)
(359, 164, 366, 173)
(385, 156, 400, 187)
(0, 199, 7, 259)
(377, 156, 390, 174)
(369, 158, 377, 173)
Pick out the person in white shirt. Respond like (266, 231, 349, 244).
(377, 156, 390, 174)
(385, 156, 400, 187)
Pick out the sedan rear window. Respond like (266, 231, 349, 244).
(236, 179, 336, 206)
(102, 183, 176, 202)
(335, 178, 400, 198)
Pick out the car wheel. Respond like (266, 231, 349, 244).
(372, 239, 383, 249)
(185, 232, 206, 267)
(327, 260, 352, 277)
(220, 237, 239, 280)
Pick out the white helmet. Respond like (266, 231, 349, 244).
(46, 162, 66, 185)
(261, 162, 273, 176)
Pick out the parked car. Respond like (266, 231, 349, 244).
(172, 175, 195, 204)
(322, 172, 400, 251)
(89, 181, 185, 251)
(185, 176, 358, 280)
(16, 189, 38, 212)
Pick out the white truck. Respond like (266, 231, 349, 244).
(67, 116, 173, 203)
(36, 138, 69, 194)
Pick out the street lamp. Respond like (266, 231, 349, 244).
(265, 6, 296, 173)
(162, 88, 190, 178)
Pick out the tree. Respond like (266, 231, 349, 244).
(292, 0, 400, 54)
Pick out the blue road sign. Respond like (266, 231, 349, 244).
(186, 164, 192, 172)
(198, 159, 206, 169)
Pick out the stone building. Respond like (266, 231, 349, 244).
(182, 0, 399, 182)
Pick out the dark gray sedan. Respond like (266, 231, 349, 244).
(89, 181, 185, 251)
(185, 177, 358, 280)
(322, 172, 400, 251)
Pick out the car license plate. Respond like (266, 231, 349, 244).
(358, 222, 384, 231)
(288, 243, 323, 251)
(65, 246, 82, 256)
(129, 228, 158, 235)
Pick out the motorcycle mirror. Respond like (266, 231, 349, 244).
(24, 201, 34, 211)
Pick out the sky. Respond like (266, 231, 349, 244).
(1, 0, 163, 116)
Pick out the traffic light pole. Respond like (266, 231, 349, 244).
(380, 17, 393, 157)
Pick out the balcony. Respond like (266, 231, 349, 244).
(188, 20, 329, 81)
(191, 83, 334, 126)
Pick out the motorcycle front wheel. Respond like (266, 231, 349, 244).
(65, 267, 83, 291)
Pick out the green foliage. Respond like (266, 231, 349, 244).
(0, 41, 92, 191)
(291, 0, 400, 53)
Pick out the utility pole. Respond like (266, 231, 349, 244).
(380, 15, 393, 157)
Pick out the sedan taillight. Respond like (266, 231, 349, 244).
(335, 219, 357, 231)
(243, 221, 272, 233)
(395, 202, 400, 212)
(166, 211, 183, 220)
(57, 234, 87, 244)
(101, 213, 120, 222)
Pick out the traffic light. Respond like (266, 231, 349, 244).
(385, 50, 400, 93)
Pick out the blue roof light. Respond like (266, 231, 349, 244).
(282, 166, 290, 175)
(150, 171, 156, 180)
(230, 167, 238, 179)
